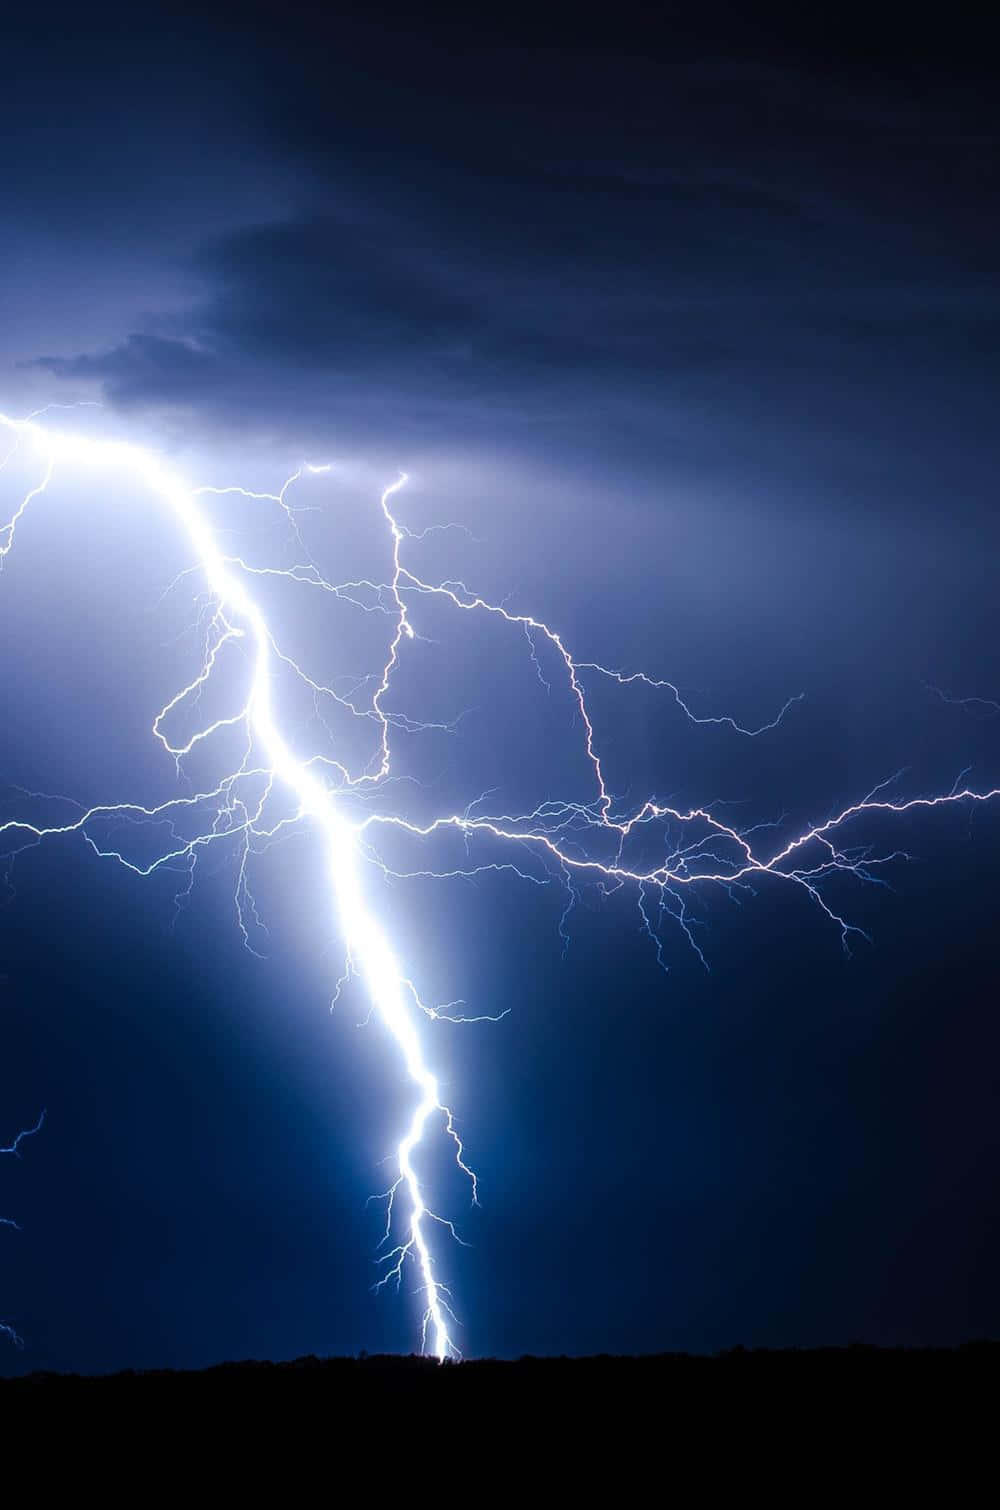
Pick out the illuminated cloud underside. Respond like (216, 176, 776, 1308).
(1, 407, 997, 1357)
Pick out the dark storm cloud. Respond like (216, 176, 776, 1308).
(30, 189, 998, 470)
(36, 336, 221, 406)
(19, 1, 997, 458)
(32, 179, 816, 413)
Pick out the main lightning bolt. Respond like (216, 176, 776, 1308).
(1, 414, 465, 1356)
(2, 406, 998, 1356)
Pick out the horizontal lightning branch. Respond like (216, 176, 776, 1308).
(1, 406, 997, 1356)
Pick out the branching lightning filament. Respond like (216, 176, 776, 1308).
(1, 407, 998, 1357)
(1, 1109, 44, 1347)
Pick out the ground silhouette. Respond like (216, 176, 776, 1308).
(5, 1341, 995, 1404)
(3, 1345, 994, 1480)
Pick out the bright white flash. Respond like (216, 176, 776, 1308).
(1, 406, 998, 1357)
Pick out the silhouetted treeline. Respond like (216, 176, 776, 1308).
(3, 1340, 996, 1400)
(2, 1346, 994, 1482)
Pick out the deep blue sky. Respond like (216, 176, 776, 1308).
(1, 2, 999, 1371)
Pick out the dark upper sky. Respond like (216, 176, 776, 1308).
(1, 2, 999, 1370)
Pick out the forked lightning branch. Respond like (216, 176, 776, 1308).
(1, 407, 997, 1356)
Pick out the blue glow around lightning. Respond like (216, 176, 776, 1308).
(1, 405, 998, 1358)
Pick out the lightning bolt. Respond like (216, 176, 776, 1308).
(924, 681, 1000, 720)
(1, 406, 998, 1357)
(1, 1109, 45, 1347)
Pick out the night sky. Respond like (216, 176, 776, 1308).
(2, 3, 999, 1372)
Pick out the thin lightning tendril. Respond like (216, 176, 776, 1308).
(1, 1110, 45, 1347)
(2, 407, 998, 1356)
(924, 681, 1000, 720)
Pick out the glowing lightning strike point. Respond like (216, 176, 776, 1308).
(0, 414, 459, 1359)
